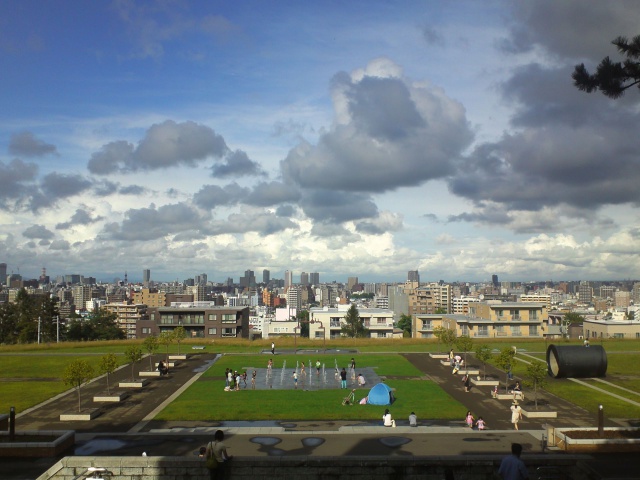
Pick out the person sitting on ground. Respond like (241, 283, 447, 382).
(383, 408, 396, 427)
(157, 361, 168, 375)
(357, 373, 366, 387)
(409, 411, 417, 427)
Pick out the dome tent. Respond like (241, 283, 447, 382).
(367, 383, 394, 405)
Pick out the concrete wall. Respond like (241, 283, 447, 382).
(39, 454, 591, 480)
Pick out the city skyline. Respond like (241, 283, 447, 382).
(2, 2, 640, 283)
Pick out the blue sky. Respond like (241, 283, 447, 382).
(1, 0, 640, 284)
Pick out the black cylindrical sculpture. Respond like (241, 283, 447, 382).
(546, 344, 607, 378)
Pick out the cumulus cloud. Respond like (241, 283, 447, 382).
(355, 211, 404, 235)
(40, 172, 93, 199)
(88, 120, 228, 174)
(8, 131, 57, 157)
(211, 149, 266, 178)
(281, 58, 473, 193)
(22, 224, 55, 239)
(299, 190, 378, 223)
(101, 202, 210, 241)
(193, 183, 249, 210)
(0, 159, 38, 208)
(56, 208, 105, 230)
(206, 209, 298, 236)
(245, 181, 301, 207)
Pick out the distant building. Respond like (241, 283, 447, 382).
(138, 304, 249, 340)
(0, 263, 6, 285)
(408, 270, 420, 283)
(142, 269, 151, 286)
(104, 302, 149, 339)
(347, 277, 359, 292)
(310, 272, 320, 285)
(263, 269, 270, 284)
(309, 305, 395, 340)
(284, 270, 293, 289)
(300, 272, 309, 286)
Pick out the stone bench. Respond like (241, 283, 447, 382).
(429, 353, 449, 359)
(471, 378, 499, 386)
(192, 346, 206, 350)
(456, 369, 480, 375)
(139, 371, 161, 377)
(169, 354, 187, 360)
(495, 392, 525, 401)
(119, 379, 150, 388)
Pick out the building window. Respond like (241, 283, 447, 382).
(150, 313, 155, 321)
(529, 325, 538, 336)
(422, 320, 431, 330)
(530, 310, 538, 320)
(376, 318, 386, 324)
(376, 332, 387, 338)
(511, 325, 521, 336)
(142, 327, 151, 334)
(222, 327, 236, 337)
(477, 325, 488, 337)
(511, 310, 520, 320)
(208, 328, 217, 335)
(221, 314, 236, 323)
(208, 314, 216, 321)
(315, 331, 324, 339)
(613, 333, 624, 339)
(495, 325, 505, 335)
(497, 309, 504, 317)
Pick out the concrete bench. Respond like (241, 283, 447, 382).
(192, 346, 206, 350)
(155, 362, 178, 368)
(140, 371, 161, 377)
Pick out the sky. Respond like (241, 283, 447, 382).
(1, 0, 640, 284)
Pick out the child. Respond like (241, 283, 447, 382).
(251, 370, 256, 390)
(491, 385, 498, 398)
(292, 370, 298, 389)
(465, 411, 474, 428)
(476, 417, 486, 430)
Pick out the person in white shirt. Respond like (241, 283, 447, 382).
(383, 409, 396, 427)
(408, 412, 417, 427)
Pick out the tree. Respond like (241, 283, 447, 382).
(159, 331, 173, 363)
(124, 345, 143, 380)
(495, 347, 516, 393)
(173, 326, 187, 354)
(340, 304, 369, 338)
(562, 312, 585, 338)
(90, 308, 126, 340)
(98, 353, 118, 395)
(0, 301, 18, 344)
(63, 359, 94, 412)
(474, 344, 492, 380)
(454, 335, 473, 369)
(397, 314, 412, 337)
(573, 35, 640, 98)
(433, 326, 456, 353)
(143, 335, 160, 371)
(297, 310, 310, 337)
(524, 361, 549, 410)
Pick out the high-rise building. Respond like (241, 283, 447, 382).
(347, 277, 359, 291)
(408, 270, 420, 283)
(263, 269, 270, 283)
(300, 272, 309, 285)
(0, 263, 6, 285)
(195, 273, 208, 285)
(578, 281, 593, 304)
(492, 275, 499, 287)
(143, 269, 151, 285)
(284, 270, 293, 289)
(240, 270, 256, 288)
(286, 286, 301, 311)
(310, 272, 319, 285)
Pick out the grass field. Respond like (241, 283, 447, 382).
(1, 337, 639, 419)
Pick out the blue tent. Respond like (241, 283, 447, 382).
(367, 383, 394, 405)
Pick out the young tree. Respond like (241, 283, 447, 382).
(298, 310, 310, 337)
(474, 344, 492, 380)
(397, 314, 412, 337)
(143, 335, 160, 371)
(159, 331, 173, 363)
(124, 345, 143, 380)
(454, 335, 473, 369)
(63, 359, 94, 412)
(173, 326, 187, 354)
(573, 35, 640, 98)
(341, 304, 369, 338)
(98, 353, 118, 395)
(495, 347, 516, 393)
(433, 326, 456, 353)
(524, 361, 549, 410)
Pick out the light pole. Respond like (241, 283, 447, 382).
(37, 316, 41, 344)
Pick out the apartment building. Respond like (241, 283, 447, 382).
(104, 302, 149, 339)
(137, 304, 249, 340)
(413, 301, 548, 339)
(132, 288, 167, 308)
(308, 306, 395, 340)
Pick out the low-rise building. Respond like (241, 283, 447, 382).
(309, 305, 394, 340)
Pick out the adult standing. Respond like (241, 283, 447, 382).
(510, 400, 523, 431)
(271, 342, 275, 355)
(340, 367, 347, 389)
(498, 442, 528, 479)
(204, 429, 233, 480)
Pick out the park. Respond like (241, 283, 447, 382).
(1, 336, 640, 479)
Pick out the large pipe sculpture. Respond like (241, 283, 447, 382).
(546, 344, 607, 379)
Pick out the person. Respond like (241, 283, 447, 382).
(292, 370, 298, 389)
(204, 429, 232, 480)
(510, 400, 523, 431)
(300, 362, 306, 376)
(241, 371, 247, 388)
(350, 357, 356, 370)
(227, 369, 234, 390)
(409, 411, 417, 427)
(449, 349, 455, 366)
(498, 442, 528, 480)
(511, 381, 523, 400)
(157, 361, 168, 376)
(340, 367, 347, 389)
(491, 385, 499, 398)
(383, 408, 396, 427)
(476, 417, 487, 430)
(251, 370, 256, 390)
(584, 338, 590, 347)
(452, 361, 460, 375)
(234, 371, 241, 391)
(271, 342, 275, 355)
(315, 359, 321, 376)
(357, 373, 366, 387)
(462, 374, 471, 392)
(224, 368, 230, 388)
(267, 358, 273, 374)
(465, 410, 474, 428)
